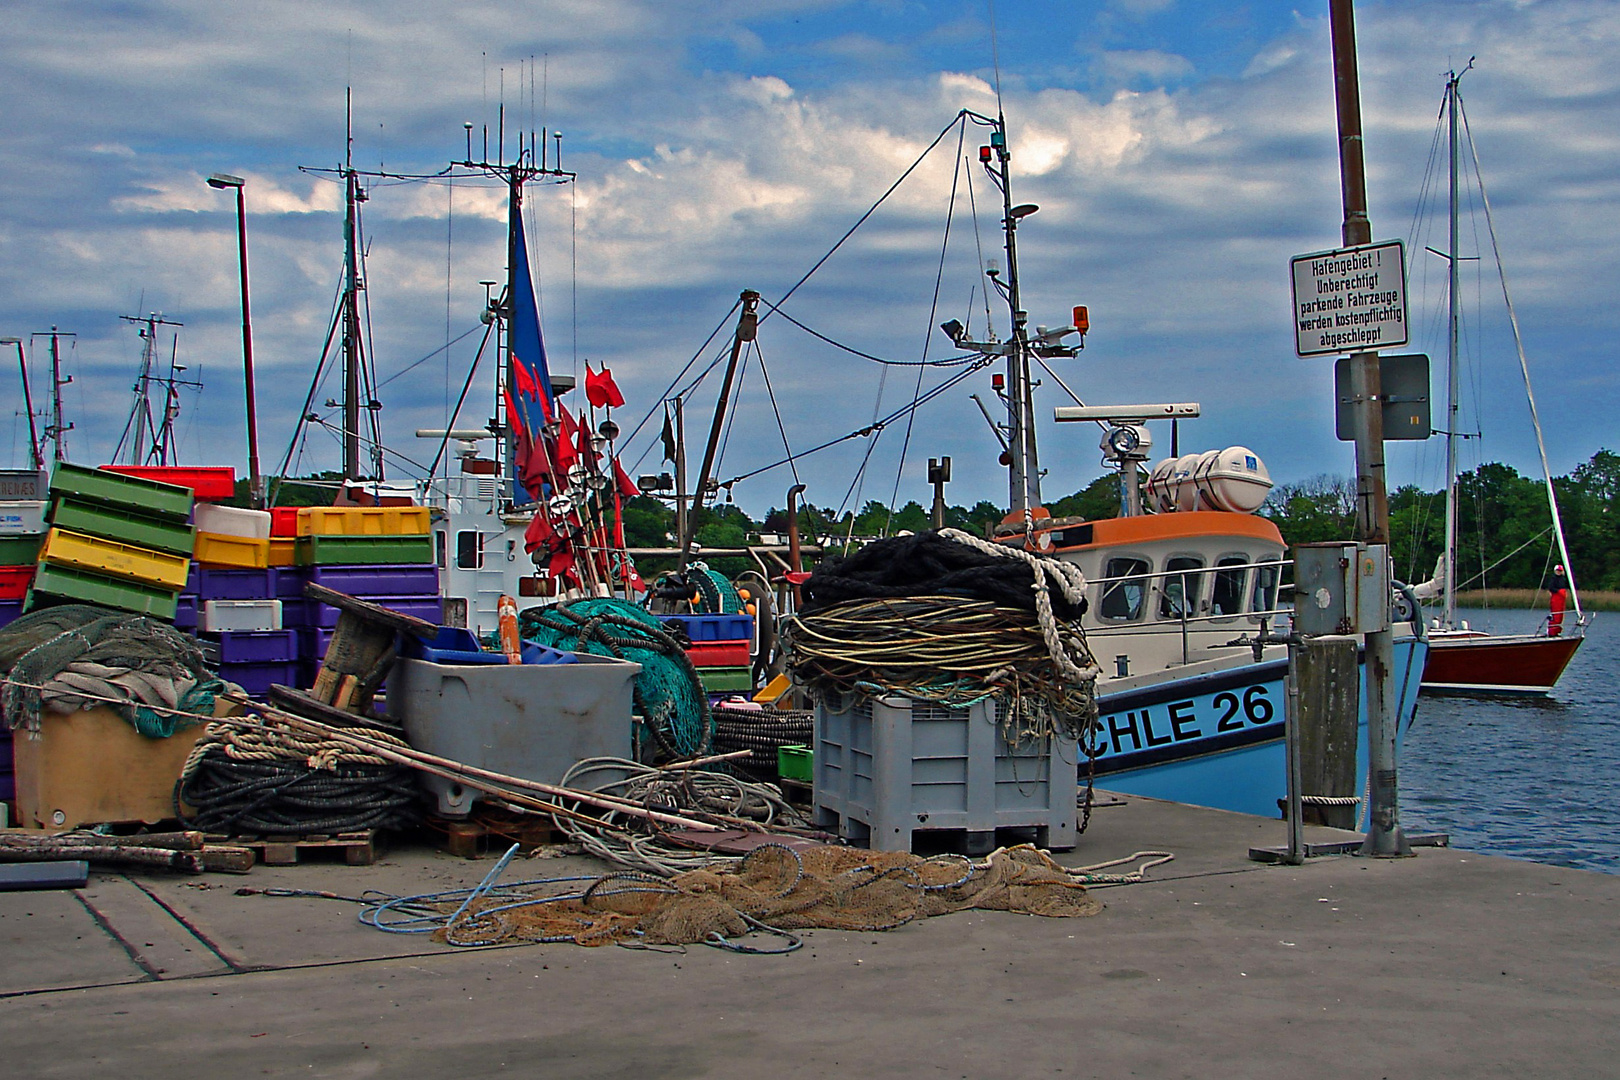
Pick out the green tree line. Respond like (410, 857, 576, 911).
(1262, 450, 1620, 592)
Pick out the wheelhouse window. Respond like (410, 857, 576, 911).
(1210, 555, 1250, 618)
(1158, 556, 1205, 620)
(455, 529, 484, 570)
(1250, 560, 1281, 616)
(1099, 556, 1152, 621)
(435, 530, 448, 570)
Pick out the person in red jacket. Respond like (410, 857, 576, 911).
(1545, 564, 1570, 636)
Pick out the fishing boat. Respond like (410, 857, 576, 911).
(930, 109, 1427, 819)
(1411, 65, 1586, 696)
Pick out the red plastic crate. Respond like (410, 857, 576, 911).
(269, 507, 301, 537)
(0, 564, 35, 600)
(686, 640, 751, 667)
(100, 465, 237, 501)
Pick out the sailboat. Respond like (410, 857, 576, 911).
(1415, 65, 1586, 696)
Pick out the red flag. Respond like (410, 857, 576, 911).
(523, 509, 556, 554)
(511, 356, 553, 422)
(614, 460, 640, 500)
(552, 404, 578, 474)
(577, 414, 597, 467)
(585, 364, 625, 409)
(512, 357, 539, 399)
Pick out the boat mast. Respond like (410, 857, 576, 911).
(1442, 68, 1463, 630)
(451, 118, 572, 507)
(116, 312, 186, 466)
(341, 88, 366, 481)
(990, 114, 1042, 519)
(1, 338, 44, 470)
(37, 327, 74, 463)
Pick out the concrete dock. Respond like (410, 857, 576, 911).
(3, 793, 1617, 1078)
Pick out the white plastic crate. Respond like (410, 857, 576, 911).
(194, 503, 272, 540)
(0, 501, 46, 535)
(200, 598, 283, 632)
(814, 695, 1078, 854)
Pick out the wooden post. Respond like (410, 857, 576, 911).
(1293, 635, 1361, 830)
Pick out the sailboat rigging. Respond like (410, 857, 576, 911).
(1413, 64, 1586, 695)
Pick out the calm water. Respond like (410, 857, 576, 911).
(1400, 606, 1618, 873)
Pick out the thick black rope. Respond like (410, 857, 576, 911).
(176, 757, 422, 835)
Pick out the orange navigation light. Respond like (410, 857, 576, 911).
(1073, 306, 1090, 333)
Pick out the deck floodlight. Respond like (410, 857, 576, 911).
(206, 173, 245, 189)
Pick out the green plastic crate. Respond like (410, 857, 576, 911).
(697, 665, 754, 693)
(0, 535, 43, 566)
(49, 497, 196, 556)
(48, 462, 193, 521)
(294, 534, 435, 566)
(777, 744, 813, 784)
(27, 561, 179, 619)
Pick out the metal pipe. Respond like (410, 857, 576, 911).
(786, 482, 806, 607)
(4, 339, 43, 469)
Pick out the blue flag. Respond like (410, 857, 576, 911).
(509, 199, 555, 502)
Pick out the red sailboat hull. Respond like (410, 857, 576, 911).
(1420, 631, 1583, 695)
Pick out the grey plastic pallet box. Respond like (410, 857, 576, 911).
(387, 652, 640, 817)
(813, 695, 1078, 854)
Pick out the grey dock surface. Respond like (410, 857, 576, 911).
(3, 792, 1617, 1078)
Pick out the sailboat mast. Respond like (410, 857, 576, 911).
(1442, 71, 1461, 630)
(342, 88, 364, 480)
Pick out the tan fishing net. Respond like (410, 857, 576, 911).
(438, 843, 1100, 948)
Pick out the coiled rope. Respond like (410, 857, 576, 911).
(176, 716, 422, 835)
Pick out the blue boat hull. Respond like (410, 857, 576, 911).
(1087, 638, 1428, 818)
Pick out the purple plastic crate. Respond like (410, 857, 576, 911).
(219, 660, 301, 697)
(305, 564, 439, 597)
(0, 598, 22, 629)
(203, 629, 299, 664)
(306, 595, 442, 630)
(173, 595, 197, 631)
(0, 729, 12, 802)
(656, 613, 754, 643)
(297, 627, 335, 663)
(195, 567, 274, 601)
(272, 566, 306, 599)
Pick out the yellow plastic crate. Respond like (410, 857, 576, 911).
(295, 506, 431, 537)
(39, 527, 190, 590)
(267, 537, 296, 567)
(193, 530, 270, 569)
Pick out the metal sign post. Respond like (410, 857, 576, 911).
(1326, 0, 1408, 857)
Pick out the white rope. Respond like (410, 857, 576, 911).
(938, 528, 1100, 685)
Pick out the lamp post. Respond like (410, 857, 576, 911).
(0, 337, 43, 469)
(206, 172, 263, 508)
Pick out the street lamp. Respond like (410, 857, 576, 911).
(0, 337, 42, 469)
(206, 172, 263, 508)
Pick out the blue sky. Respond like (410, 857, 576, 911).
(1, 1, 1615, 521)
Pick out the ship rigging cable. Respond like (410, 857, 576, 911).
(887, 119, 969, 533)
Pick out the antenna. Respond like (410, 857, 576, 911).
(987, 0, 1005, 114)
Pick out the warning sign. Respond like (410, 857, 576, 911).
(1290, 240, 1408, 357)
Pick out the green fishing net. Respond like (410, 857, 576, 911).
(519, 599, 712, 758)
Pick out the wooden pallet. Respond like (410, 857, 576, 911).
(207, 830, 380, 866)
(435, 815, 564, 859)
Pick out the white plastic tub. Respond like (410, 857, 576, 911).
(200, 598, 283, 632)
(194, 504, 273, 540)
